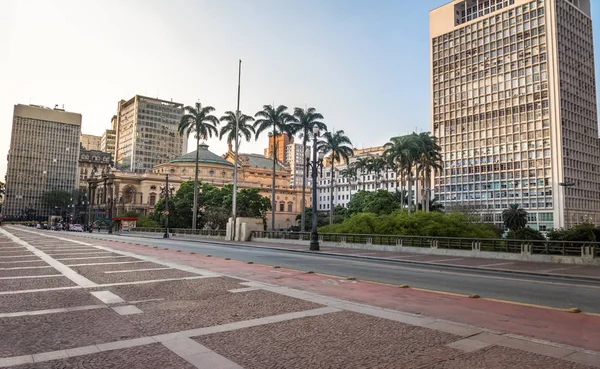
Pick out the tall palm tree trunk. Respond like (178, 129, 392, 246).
(330, 162, 334, 224)
(301, 136, 307, 232)
(414, 169, 420, 211)
(407, 168, 413, 214)
(271, 127, 277, 231)
(192, 136, 200, 230)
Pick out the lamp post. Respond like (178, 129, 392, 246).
(160, 174, 175, 238)
(306, 124, 324, 251)
(559, 181, 575, 228)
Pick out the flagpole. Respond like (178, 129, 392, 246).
(231, 59, 242, 241)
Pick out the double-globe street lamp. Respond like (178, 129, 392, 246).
(160, 174, 175, 239)
(306, 124, 325, 251)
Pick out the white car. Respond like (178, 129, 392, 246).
(71, 224, 83, 232)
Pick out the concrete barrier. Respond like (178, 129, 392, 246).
(251, 237, 600, 265)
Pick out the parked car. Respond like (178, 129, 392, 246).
(71, 224, 83, 232)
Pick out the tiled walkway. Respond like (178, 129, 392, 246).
(0, 226, 598, 368)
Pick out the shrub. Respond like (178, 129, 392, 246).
(319, 211, 499, 238)
(506, 227, 546, 240)
(136, 216, 160, 228)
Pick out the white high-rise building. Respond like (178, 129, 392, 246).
(286, 143, 306, 189)
(430, 0, 600, 230)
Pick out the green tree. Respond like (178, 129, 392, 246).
(547, 222, 599, 242)
(178, 102, 220, 230)
(219, 111, 255, 148)
(367, 156, 387, 189)
(136, 216, 160, 228)
(414, 132, 443, 212)
(254, 104, 296, 230)
(354, 156, 371, 191)
(384, 135, 419, 213)
(232, 188, 271, 218)
(41, 190, 71, 215)
(291, 107, 327, 232)
(319, 130, 354, 224)
(347, 190, 399, 215)
(502, 204, 528, 231)
(506, 227, 546, 240)
(340, 166, 358, 200)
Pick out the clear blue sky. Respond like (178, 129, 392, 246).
(1, 0, 600, 180)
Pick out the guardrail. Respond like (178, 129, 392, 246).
(129, 228, 226, 237)
(250, 231, 600, 257)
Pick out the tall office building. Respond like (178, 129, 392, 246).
(286, 143, 306, 188)
(4, 105, 82, 218)
(80, 134, 102, 151)
(264, 133, 292, 164)
(100, 115, 117, 156)
(430, 0, 600, 230)
(114, 95, 187, 172)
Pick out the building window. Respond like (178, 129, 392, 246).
(149, 193, 156, 206)
(279, 203, 285, 212)
(287, 202, 293, 212)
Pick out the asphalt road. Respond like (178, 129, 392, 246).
(70, 231, 600, 313)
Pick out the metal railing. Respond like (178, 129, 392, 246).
(250, 231, 600, 257)
(129, 228, 226, 237)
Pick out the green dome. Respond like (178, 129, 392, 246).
(169, 143, 233, 167)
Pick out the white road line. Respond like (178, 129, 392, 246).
(67, 261, 148, 267)
(43, 252, 112, 257)
(0, 266, 54, 270)
(128, 298, 165, 304)
(161, 337, 243, 369)
(14, 228, 221, 277)
(0, 275, 61, 280)
(426, 258, 464, 263)
(95, 275, 216, 287)
(55, 256, 127, 261)
(0, 260, 44, 264)
(0, 255, 37, 259)
(90, 291, 125, 304)
(103, 267, 172, 274)
(0, 304, 106, 318)
(0, 286, 82, 296)
(0, 229, 97, 288)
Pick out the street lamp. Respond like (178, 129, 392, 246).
(160, 174, 175, 238)
(306, 124, 325, 251)
(559, 181, 575, 228)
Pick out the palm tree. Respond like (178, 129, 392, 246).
(502, 204, 528, 231)
(340, 166, 357, 200)
(415, 132, 443, 212)
(179, 102, 220, 230)
(318, 130, 354, 224)
(368, 156, 387, 190)
(291, 107, 327, 232)
(219, 111, 255, 148)
(254, 105, 296, 230)
(354, 156, 371, 191)
(384, 135, 418, 213)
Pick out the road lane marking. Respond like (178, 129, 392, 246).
(0, 229, 97, 288)
(0, 305, 106, 318)
(161, 337, 243, 369)
(103, 267, 171, 274)
(0, 286, 82, 296)
(0, 275, 62, 280)
(67, 261, 147, 267)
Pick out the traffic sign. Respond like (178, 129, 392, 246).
(164, 211, 170, 216)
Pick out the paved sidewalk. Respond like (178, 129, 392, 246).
(153, 234, 600, 281)
(3, 227, 598, 368)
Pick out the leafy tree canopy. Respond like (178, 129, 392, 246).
(347, 190, 399, 215)
(41, 190, 72, 210)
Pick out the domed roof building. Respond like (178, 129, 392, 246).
(86, 143, 302, 231)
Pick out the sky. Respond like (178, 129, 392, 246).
(1, 0, 600, 181)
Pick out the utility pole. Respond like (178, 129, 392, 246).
(231, 59, 242, 241)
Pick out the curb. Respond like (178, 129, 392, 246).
(80, 232, 600, 283)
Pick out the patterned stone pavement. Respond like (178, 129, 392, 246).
(0, 226, 598, 369)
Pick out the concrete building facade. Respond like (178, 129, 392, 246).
(430, 0, 600, 230)
(313, 146, 417, 211)
(78, 146, 112, 189)
(285, 143, 306, 189)
(80, 134, 102, 151)
(264, 133, 292, 164)
(4, 104, 82, 219)
(114, 95, 187, 172)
